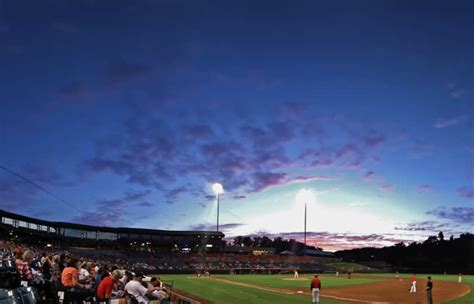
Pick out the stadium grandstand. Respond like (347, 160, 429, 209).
(0, 209, 341, 303)
(0, 209, 225, 252)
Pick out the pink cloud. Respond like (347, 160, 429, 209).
(251, 172, 288, 192)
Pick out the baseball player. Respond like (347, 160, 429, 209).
(458, 273, 463, 283)
(310, 274, 321, 304)
(409, 274, 417, 293)
(294, 269, 299, 278)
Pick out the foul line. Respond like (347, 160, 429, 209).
(211, 277, 294, 295)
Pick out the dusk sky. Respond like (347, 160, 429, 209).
(1, 0, 473, 251)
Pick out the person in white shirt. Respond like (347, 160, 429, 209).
(124, 273, 159, 303)
(78, 262, 90, 282)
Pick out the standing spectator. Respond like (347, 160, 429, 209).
(310, 274, 321, 304)
(41, 254, 53, 281)
(426, 276, 433, 304)
(97, 270, 122, 302)
(50, 255, 61, 288)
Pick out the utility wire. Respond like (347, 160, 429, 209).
(0, 165, 82, 214)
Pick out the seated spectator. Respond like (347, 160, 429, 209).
(120, 270, 133, 288)
(124, 273, 159, 303)
(78, 261, 90, 282)
(149, 277, 167, 300)
(97, 269, 122, 302)
(16, 249, 34, 283)
(61, 258, 92, 301)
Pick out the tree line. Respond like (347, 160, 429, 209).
(334, 232, 474, 273)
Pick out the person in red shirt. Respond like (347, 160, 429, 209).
(97, 270, 122, 301)
(310, 274, 321, 304)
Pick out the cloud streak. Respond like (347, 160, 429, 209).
(434, 115, 468, 128)
(427, 207, 474, 224)
(457, 186, 474, 198)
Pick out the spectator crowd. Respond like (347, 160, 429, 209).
(0, 239, 169, 303)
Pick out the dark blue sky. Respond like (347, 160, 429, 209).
(1, 0, 472, 250)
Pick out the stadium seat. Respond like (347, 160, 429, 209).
(0, 260, 21, 289)
(16, 287, 38, 304)
(0, 289, 19, 304)
(125, 293, 138, 304)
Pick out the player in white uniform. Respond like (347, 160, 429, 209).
(293, 269, 299, 278)
(410, 274, 417, 293)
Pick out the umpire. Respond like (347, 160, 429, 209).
(426, 276, 433, 304)
(310, 274, 321, 304)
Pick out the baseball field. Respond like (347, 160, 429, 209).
(156, 273, 473, 303)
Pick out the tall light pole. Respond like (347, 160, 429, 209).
(296, 188, 314, 253)
(304, 202, 307, 248)
(212, 183, 224, 232)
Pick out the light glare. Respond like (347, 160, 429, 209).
(212, 183, 224, 194)
(295, 188, 316, 206)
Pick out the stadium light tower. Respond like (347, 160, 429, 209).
(296, 188, 315, 249)
(212, 183, 224, 232)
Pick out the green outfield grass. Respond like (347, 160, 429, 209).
(157, 273, 378, 304)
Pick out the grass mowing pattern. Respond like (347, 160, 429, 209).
(158, 274, 374, 304)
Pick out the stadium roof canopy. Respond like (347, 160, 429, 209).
(0, 209, 224, 237)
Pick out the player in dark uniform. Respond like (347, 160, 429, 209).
(426, 276, 433, 304)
